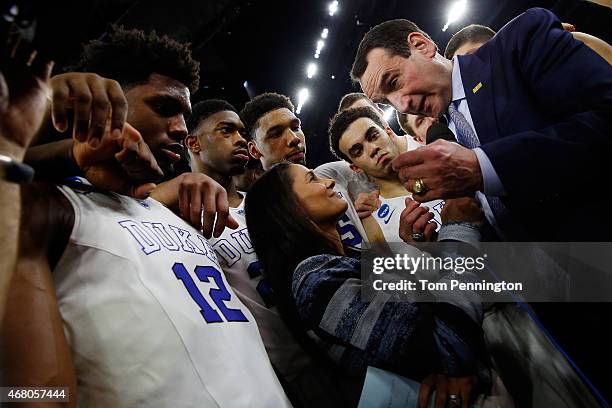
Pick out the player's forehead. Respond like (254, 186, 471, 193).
(258, 108, 297, 131)
(207, 110, 243, 128)
(340, 117, 378, 150)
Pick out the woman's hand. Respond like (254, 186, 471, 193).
(399, 197, 438, 243)
(418, 374, 477, 408)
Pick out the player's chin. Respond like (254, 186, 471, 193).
(229, 164, 247, 176)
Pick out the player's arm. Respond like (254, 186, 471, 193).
(0, 183, 77, 407)
(149, 172, 238, 238)
(360, 215, 386, 243)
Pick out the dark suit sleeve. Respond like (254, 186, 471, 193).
(480, 8, 612, 202)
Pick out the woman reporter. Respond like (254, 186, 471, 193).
(245, 163, 491, 408)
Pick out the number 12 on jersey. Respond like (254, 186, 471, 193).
(173, 262, 248, 324)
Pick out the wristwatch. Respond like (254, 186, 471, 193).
(0, 154, 35, 183)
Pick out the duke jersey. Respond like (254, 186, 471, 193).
(209, 195, 311, 379)
(373, 195, 445, 243)
(314, 161, 371, 248)
(54, 182, 291, 408)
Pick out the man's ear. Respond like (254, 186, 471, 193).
(407, 32, 437, 58)
(248, 141, 262, 159)
(349, 164, 364, 174)
(385, 126, 395, 139)
(185, 134, 200, 154)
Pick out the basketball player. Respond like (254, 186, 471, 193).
(240, 93, 367, 249)
(153, 99, 357, 407)
(329, 106, 444, 243)
(1, 29, 291, 407)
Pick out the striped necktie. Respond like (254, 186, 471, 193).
(447, 102, 508, 222)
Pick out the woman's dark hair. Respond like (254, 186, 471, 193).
(245, 163, 341, 335)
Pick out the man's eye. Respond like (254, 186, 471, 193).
(153, 102, 179, 117)
(220, 127, 232, 134)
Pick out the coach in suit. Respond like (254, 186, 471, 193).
(351, 7, 612, 242)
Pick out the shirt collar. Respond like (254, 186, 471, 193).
(451, 56, 465, 103)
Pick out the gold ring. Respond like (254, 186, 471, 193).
(413, 178, 426, 194)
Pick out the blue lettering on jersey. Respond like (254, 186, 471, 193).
(247, 261, 275, 308)
(213, 239, 241, 267)
(173, 262, 248, 323)
(432, 201, 445, 216)
(118, 219, 218, 263)
(336, 213, 363, 247)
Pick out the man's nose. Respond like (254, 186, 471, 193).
(389, 93, 409, 114)
(168, 114, 188, 142)
(286, 129, 301, 147)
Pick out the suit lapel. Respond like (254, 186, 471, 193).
(456, 52, 501, 144)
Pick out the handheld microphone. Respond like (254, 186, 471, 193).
(426, 122, 456, 144)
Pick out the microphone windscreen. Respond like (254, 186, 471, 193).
(426, 122, 456, 144)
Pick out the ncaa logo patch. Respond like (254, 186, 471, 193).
(377, 203, 390, 218)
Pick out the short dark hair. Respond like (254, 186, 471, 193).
(73, 26, 200, 91)
(396, 111, 414, 135)
(338, 92, 370, 112)
(187, 99, 236, 134)
(328, 106, 385, 162)
(444, 24, 496, 59)
(351, 19, 432, 81)
(239, 93, 295, 141)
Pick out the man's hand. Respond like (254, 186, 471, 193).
(0, 43, 54, 160)
(399, 197, 438, 243)
(392, 140, 483, 202)
(73, 122, 163, 198)
(150, 172, 239, 238)
(50, 72, 127, 147)
(354, 190, 381, 219)
(418, 374, 476, 408)
(441, 197, 484, 227)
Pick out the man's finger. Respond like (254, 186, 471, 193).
(411, 188, 446, 203)
(87, 77, 111, 146)
(392, 150, 425, 172)
(201, 189, 217, 238)
(226, 214, 239, 230)
(212, 189, 230, 238)
(51, 79, 70, 132)
(190, 187, 203, 231)
(106, 79, 128, 132)
(69, 79, 93, 143)
(178, 183, 191, 220)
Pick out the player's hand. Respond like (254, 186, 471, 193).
(562, 22, 576, 32)
(0, 39, 54, 160)
(73, 122, 163, 198)
(355, 190, 381, 219)
(418, 374, 476, 408)
(441, 197, 484, 228)
(150, 172, 239, 238)
(50, 72, 127, 147)
(392, 139, 482, 203)
(399, 197, 438, 244)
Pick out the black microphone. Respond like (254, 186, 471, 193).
(426, 122, 456, 144)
